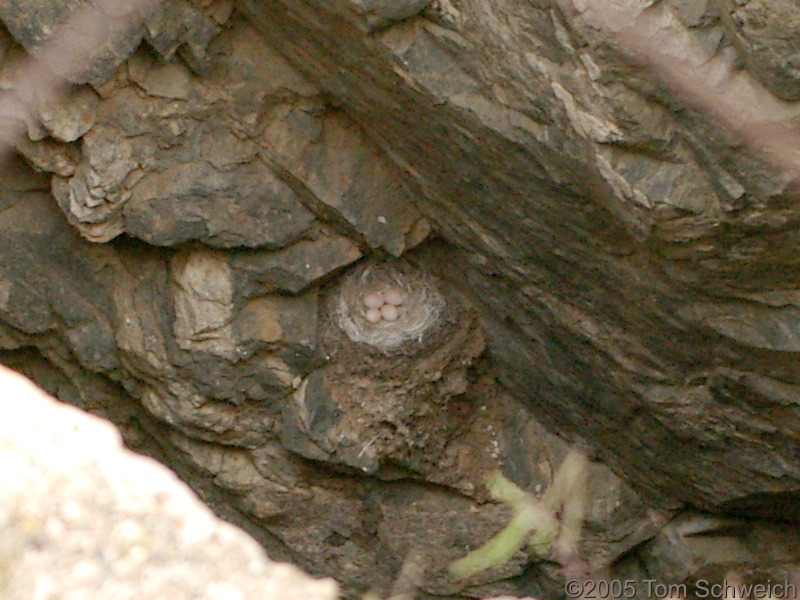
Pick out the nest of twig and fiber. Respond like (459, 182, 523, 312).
(334, 263, 446, 353)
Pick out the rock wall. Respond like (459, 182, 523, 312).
(236, 0, 800, 515)
(1, 0, 800, 597)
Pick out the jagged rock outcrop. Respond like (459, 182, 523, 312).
(2, 0, 800, 598)
(0, 364, 338, 600)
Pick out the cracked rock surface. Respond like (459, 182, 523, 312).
(2, 0, 800, 598)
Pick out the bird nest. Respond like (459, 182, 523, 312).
(334, 263, 446, 352)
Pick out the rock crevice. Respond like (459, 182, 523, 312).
(2, 0, 800, 597)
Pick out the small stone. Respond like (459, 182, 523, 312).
(363, 292, 383, 309)
(365, 308, 382, 323)
(39, 86, 99, 143)
(381, 304, 399, 321)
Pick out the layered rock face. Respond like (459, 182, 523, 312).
(1, 0, 800, 597)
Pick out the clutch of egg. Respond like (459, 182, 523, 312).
(364, 287, 404, 323)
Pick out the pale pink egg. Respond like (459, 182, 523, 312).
(381, 304, 399, 321)
(384, 287, 404, 306)
(363, 292, 384, 309)
(365, 307, 382, 323)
